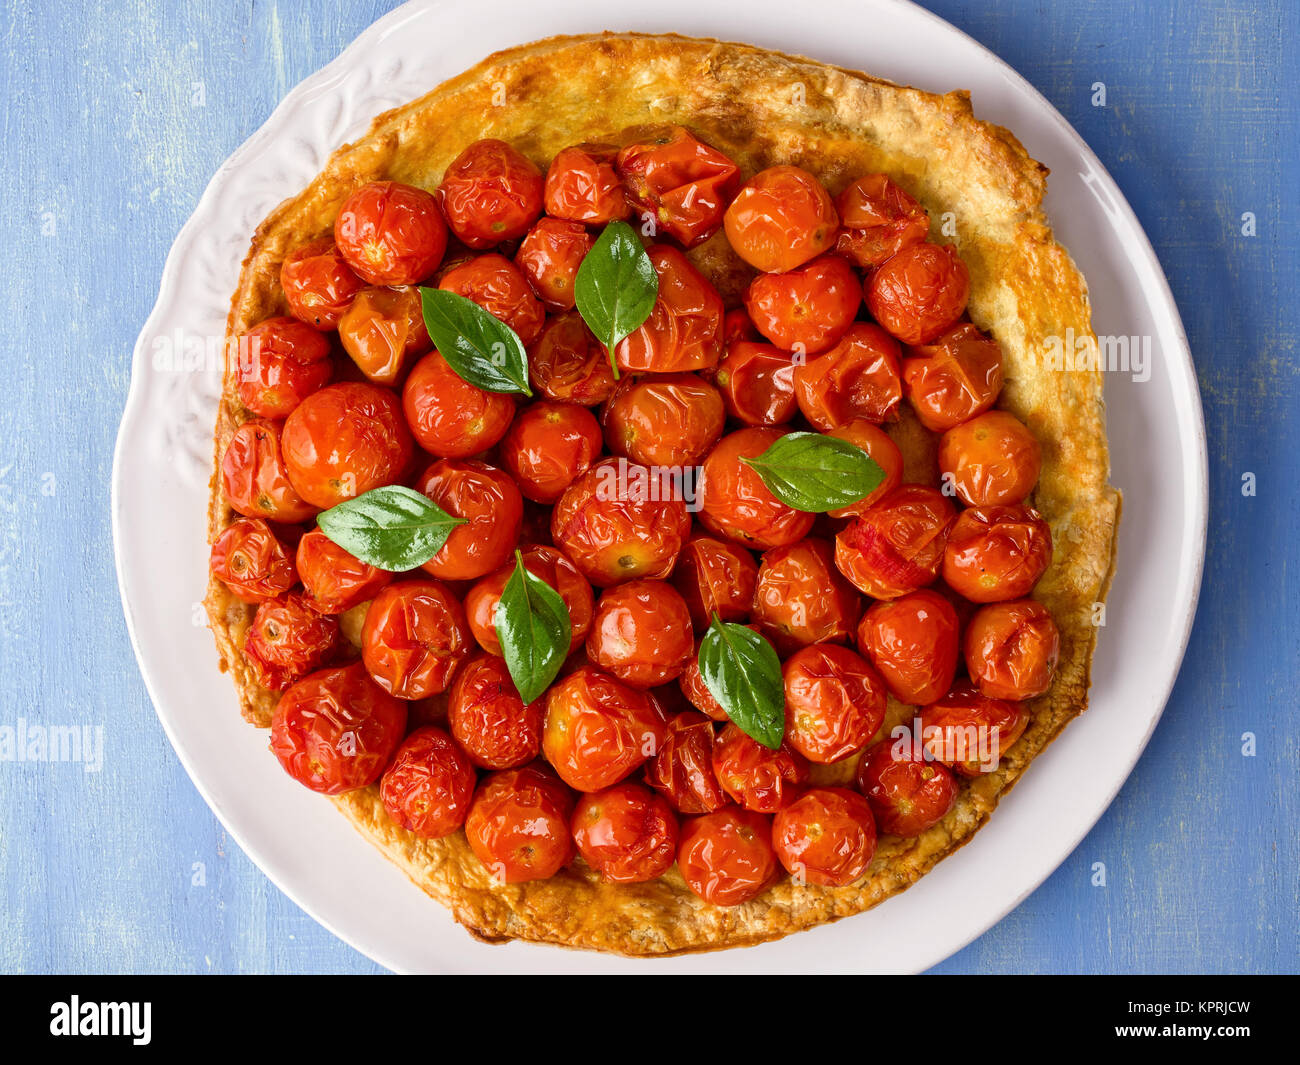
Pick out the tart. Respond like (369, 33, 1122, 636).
(205, 32, 1120, 956)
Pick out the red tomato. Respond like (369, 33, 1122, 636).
(743, 254, 860, 356)
(448, 653, 544, 770)
(677, 807, 777, 905)
(528, 311, 618, 406)
(711, 723, 809, 813)
(942, 504, 1053, 603)
(723, 165, 839, 273)
(793, 322, 903, 429)
(964, 599, 1060, 701)
(402, 350, 516, 458)
(772, 787, 876, 886)
(437, 139, 545, 249)
(380, 726, 477, 838)
(222, 418, 318, 524)
(281, 382, 413, 509)
(361, 580, 473, 699)
(616, 126, 740, 248)
(698, 428, 816, 550)
(919, 683, 1030, 776)
(855, 740, 958, 836)
(782, 644, 887, 763)
(544, 143, 630, 224)
(465, 765, 575, 883)
(337, 285, 431, 385)
(500, 401, 602, 504)
(515, 217, 595, 310)
(670, 535, 758, 631)
(244, 593, 342, 691)
(570, 782, 678, 883)
(752, 537, 861, 654)
(413, 459, 523, 581)
(270, 662, 407, 794)
(834, 484, 956, 599)
(938, 410, 1042, 507)
(334, 180, 448, 285)
(857, 589, 960, 705)
(210, 517, 297, 603)
(833, 173, 929, 269)
(464, 545, 594, 656)
(587, 580, 694, 687)
(279, 237, 365, 330)
(602, 373, 725, 468)
(613, 245, 724, 374)
(824, 419, 905, 518)
(679, 653, 729, 721)
(235, 316, 332, 418)
(902, 323, 1004, 432)
(865, 241, 969, 345)
(295, 528, 393, 614)
(644, 711, 727, 814)
(438, 253, 546, 347)
(723, 307, 761, 345)
(712, 342, 798, 427)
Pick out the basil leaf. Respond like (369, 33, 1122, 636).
(316, 486, 465, 572)
(495, 550, 572, 704)
(573, 219, 658, 379)
(699, 617, 785, 750)
(741, 432, 885, 513)
(419, 287, 531, 395)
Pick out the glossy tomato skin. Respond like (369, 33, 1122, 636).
(527, 311, 618, 406)
(644, 711, 727, 814)
(902, 323, 1004, 432)
(752, 537, 861, 654)
(616, 126, 740, 248)
(712, 723, 809, 813)
(865, 241, 969, 346)
(677, 807, 777, 905)
(942, 504, 1052, 603)
(244, 592, 342, 691)
(698, 428, 817, 550)
(437, 139, 545, 249)
(570, 782, 678, 883)
(857, 589, 960, 706)
(544, 143, 630, 224)
(679, 653, 730, 721)
(413, 459, 523, 581)
(712, 342, 798, 427)
(279, 238, 365, 330)
(337, 285, 431, 385)
(833, 173, 930, 269)
(772, 787, 876, 886)
(379, 726, 477, 838)
(550, 459, 691, 587)
(210, 517, 297, 603)
(500, 401, 602, 504)
(361, 579, 473, 699)
(743, 254, 861, 356)
(723, 165, 839, 273)
(670, 535, 758, 631)
(438, 252, 546, 346)
(834, 484, 956, 599)
(542, 665, 667, 792)
(602, 373, 725, 468)
(613, 245, 724, 374)
(295, 528, 392, 614)
(465, 764, 575, 883)
(281, 382, 414, 509)
(236, 316, 332, 419)
(221, 418, 318, 524)
(793, 322, 903, 429)
(938, 410, 1042, 507)
(825, 419, 905, 519)
(919, 683, 1030, 776)
(464, 545, 594, 656)
(515, 217, 595, 311)
(782, 644, 887, 763)
(587, 579, 694, 687)
(964, 599, 1060, 701)
(856, 740, 959, 836)
(334, 180, 448, 285)
(448, 653, 544, 770)
(723, 307, 760, 345)
(402, 351, 516, 458)
(270, 662, 407, 794)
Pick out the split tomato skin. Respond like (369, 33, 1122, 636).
(527, 311, 618, 406)
(465, 764, 575, 883)
(515, 217, 595, 310)
(711, 723, 809, 814)
(723, 165, 839, 274)
(782, 644, 888, 764)
(437, 139, 545, 249)
(902, 323, 1004, 432)
(544, 143, 630, 224)
(334, 180, 448, 285)
(501, 400, 602, 504)
(602, 373, 725, 469)
(402, 351, 516, 459)
(856, 740, 959, 836)
(279, 237, 365, 330)
(644, 710, 728, 814)
(337, 285, 431, 385)
(448, 653, 544, 770)
(711, 342, 798, 427)
(586, 579, 695, 688)
(964, 599, 1060, 701)
(464, 545, 593, 656)
(210, 517, 297, 603)
(938, 410, 1042, 507)
(677, 806, 777, 906)
(793, 322, 903, 430)
(834, 484, 956, 600)
(942, 504, 1053, 603)
(865, 241, 970, 346)
(919, 683, 1030, 776)
(570, 781, 679, 884)
(613, 245, 725, 374)
(743, 254, 861, 356)
(616, 125, 740, 248)
(752, 537, 861, 654)
(236, 316, 332, 419)
(772, 787, 877, 887)
(698, 428, 817, 551)
(670, 535, 758, 631)
(244, 592, 342, 691)
(380, 726, 477, 838)
(414, 459, 523, 581)
(833, 173, 930, 269)
(824, 419, 904, 518)
(296, 528, 393, 614)
(857, 589, 960, 706)
(438, 252, 546, 347)
(361, 579, 474, 700)
(221, 418, 318, 524)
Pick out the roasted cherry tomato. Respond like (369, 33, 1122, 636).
(752, 537, 861, 654)
(865, 241, 969, 345)
(279, 237, 365, 330)
(679, 652, 729, 721)
(964, 599, 1060, 701)
(361, 579, 473, 699)
(550, 459, 691, 587)
(723, 165, 839, 273)
(644, 710, 727, 814)
(515, 217, 594, 311)
(337, 285, 431, 385)
(587, 579, 694, 687)
(743, 254, 860, 356)
(920, 683, 1030, 775)
(833, 173, 930, 269)
(677, 807, 777, 905)
(222, 418, 318, 524)
(334, 180, 448, 285)
(500, 400, 602, 504)
(616, 125, 740, 248)
(711, 723, 809, 813)
(528, 311, 618, 406)
(210, 517, 297, 603)
(603, 373, 725, 468)
(402, 350, 516, 458)
(380, 726, 477, 838)
(465, 764, 575, 883)
(295, 528, 393, 614)
(414, 459, 523, 581)
(281, 382, 413, 509)
(698, 428, 816, 550)
(235, 316, 332, 418)
(856, 740, 958, 836)
(437, 139, 545, 249)
(448, 653, 544, 770)
(465, 545, 594, 656)
(670, 535, 758, 631)
(773, 787, 876, 886)
(857, 589, 960, 705)
(825, 419, 904, 518)
(782, 644, 887, 763)
(712, 342, 798, 427)
(613, 245, 724, 374)
(544, 143, 630, 224)
(438, 252, 546, 346)
(244, 592, 342, 691)
(723, 307, 760, 345)
(942, 505, 1052, 603)
(793, 322, 903, 429)
(834, 484, 956, 599)
(938, 410, 1042, 507)
(902, 323, 1004, 432)
(270, 662, 407, 794)
(571, 781, 678, 883)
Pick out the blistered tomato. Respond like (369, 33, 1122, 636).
(964, 599, 1060, 701)
(571, 782, 678, 883)
(772, 787, 876, 886)
(380, 726, 477, 838)
(616, 126, 740, 247)
(711, 723, 809, 813)
(515, 217, 594, 311)
(500, 401, 602, 504)
(602, 373, 725, 468)
(586, 579, 694, 687)
(834, 484, 956, 599)
(244, 593, 342, 691)
(824, 419, 905, 518)
(902, 323, 1004, 432)
(723, 165, 839, 273)
(698, 428, 816, 550)
(782, 644, 887, 763)
(413, 459, 523, 581)
(938, 410, 1042, 507)
(464, 545, 594, 656)
(679, 652, 730, 722)
(438, 253, 546, 346)
(528, 312, 618, 406)
(402, 350, 516, 458)
(361, 579, 473, 699)
(334, 180, 448, 285)
(670, 535, 758, 631)
(919, 683, 1030, 775)
(793, 322, 903, 429)
(279, 238, 365, 329)
(337, 285, 431, 385)
(857, 589, 960, 706)
(465, 765, 575, 883)
(295, 528, 393, 614)
(677, 807, 777, 905)
(865, 241, 969, 345)
(856, 740, 958, 836)
(210, 517, 297, 603)
(743, 254, 860, 356)
(752, 537, 861, 654)
(833, 173, 929, 269)
(235, 316, 332, 419)
(613, 245, 724, 374)
(942, 505, 1052, 603)
(437, 139, 545, 248)
(448, 653, 544, 770)
(644, 711, 727, 814)
(712, 342, 798, 427)
(544, 143, 630, 224)
(221, 418, 318, 524)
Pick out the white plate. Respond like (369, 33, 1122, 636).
(113, 0, 1207, 973)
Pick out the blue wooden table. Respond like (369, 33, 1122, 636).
(0, 0, 1294, 974)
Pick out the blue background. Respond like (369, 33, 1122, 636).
(0, 0, 1294, 974)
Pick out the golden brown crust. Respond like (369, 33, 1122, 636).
(205, 31, 1120, 955)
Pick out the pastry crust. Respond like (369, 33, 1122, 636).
(205, 31, 1120, 957)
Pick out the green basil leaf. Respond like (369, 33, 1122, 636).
(418, 287, 531, 395)
(316, 486, 466, 572)
(741, 431, 885, 513)
(699, 617, 785, 750)
(573, 219, 659, 379)
(495, 550, 572, 704)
